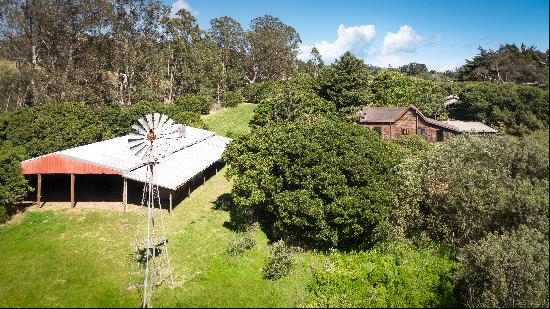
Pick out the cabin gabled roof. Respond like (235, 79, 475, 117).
(359, 105, 460, 132)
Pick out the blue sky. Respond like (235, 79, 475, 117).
(167, 0, 549, 71)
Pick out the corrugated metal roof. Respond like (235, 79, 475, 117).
(125, 135, 230, 190)
(442, 120, 497, 133)
(57, 126, 215, 173)
(21, 126, 232, 190)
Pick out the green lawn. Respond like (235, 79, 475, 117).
(202, 103, 256, 138)
(0, 168, 314, 307)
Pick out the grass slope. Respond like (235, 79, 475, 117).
(0, 169, 312, 307)
(202, 103, 256, 138)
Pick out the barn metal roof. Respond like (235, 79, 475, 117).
(125, 135, 230, 190)
(441, 120, 498, 133)
(21, 126, 232, 190)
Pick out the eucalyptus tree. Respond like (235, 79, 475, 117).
(245, 15, 301, 83)
(209, 16, 247, 95)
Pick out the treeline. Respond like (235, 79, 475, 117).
(0, 0, 300, 110)
(244, 52, 549, 135)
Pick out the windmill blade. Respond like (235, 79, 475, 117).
(128, 139, 146, 149)
(146, 114, 154, 130)
(137, 117, 150, 132)
(158, 114, 169, 129)
(131, 143, 148, 157)
(153, 113, 160, 129)
(164, 118, 174, 130)
(131, 124, 147, 135)
(135, 144, 149, 160)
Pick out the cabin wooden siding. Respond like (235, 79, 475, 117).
(363, 109, 453, 141)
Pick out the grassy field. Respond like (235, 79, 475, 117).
(202, 103, 256, 137)
(0, 168, 315, 307)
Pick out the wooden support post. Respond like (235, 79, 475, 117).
(169, 190, 173, 214)
(123, 177, 128, 211)
(36, 174, 42, 208)
(70, 173, 75, 208)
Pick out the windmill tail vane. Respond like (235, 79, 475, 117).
(127, 113, 176, 308)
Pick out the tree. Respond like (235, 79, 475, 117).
(394, 134, 549, 249)
(455, 226, 549, 308)
(245, 15, 301, 83)
(398, 62, 428, 76)
(371, 70, 447, 118)
(0, 141, 31, 223)
(448, 82, 548, 135)
(223, 118, 400, 250)
(315, 51, 372, 112)
(209, 16, 247, 93)
(457, 44, 549, 87)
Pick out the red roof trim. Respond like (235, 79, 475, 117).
(21, 153, 123, 175)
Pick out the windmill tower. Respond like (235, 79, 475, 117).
(128, 113, 177, 308)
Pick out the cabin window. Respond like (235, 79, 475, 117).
(401, 128, 410, 135)
(373, 126, 382, 137)
(417, 128, 427, 138)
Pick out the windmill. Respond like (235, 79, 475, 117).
(128, 113, 177, 308)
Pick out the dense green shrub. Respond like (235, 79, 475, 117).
(221, 90, 243, 108)
(394, 134, 549, 248)
(223, 118, 400, 250)
(448, 82, 548, 135)
(455, 226, 549, 308)
(249, 90, 336, 128)
(226, 231, 256, 256)
(242, 75, 314, 103)
(308, 242, 458, 308)
(2, 102, 105, 158)
(315, 51, 372, 112)
(0, 141, 31, 223)
(262, 240, 295, 280)
(388, 134, 431, 160)
(371, 70, 447, 118)
(175, 94, 212, 114)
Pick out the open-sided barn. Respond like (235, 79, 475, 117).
(20, 126, 231, 212)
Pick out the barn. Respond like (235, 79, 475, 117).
(20, 125, 231, 212)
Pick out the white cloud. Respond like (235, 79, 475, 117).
(170, 0, 198, 17)
(298, 24, 376, 62)
(381, 25, 423, 54)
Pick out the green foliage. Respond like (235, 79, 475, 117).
(455, 226, 549, 308)
(226, 231, 256, 256)
(448, 82, 548, 135)
(394, 134, 549, 248)
(249, 90, 336, 128)
(457, 44, 548, 87)
(398, 62, 429, 77)
(0, 141, 31, 223)
(371, 70, 447, 118)
(223, 118, 399, 250)
(97, 101, 206, 139)
(388, 134, 431, 160)
(2, 102, 105, 158)
(262, 240, 295, 280)
(315, 52, 372, 112)
(307, 242, 458, 308)
(221, 90, 243, 108)
(0, 101, 206, 158)
(242, 75, 315, 103)
(175, 94, 213, 114)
